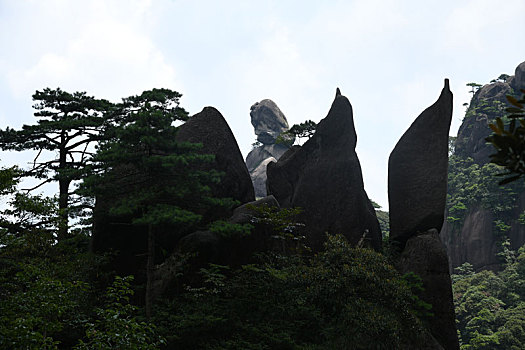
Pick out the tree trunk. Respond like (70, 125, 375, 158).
(57, 139, 70, 241)
(145, 223, 155, 319)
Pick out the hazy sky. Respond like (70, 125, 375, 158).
(1, 0, 524, 208)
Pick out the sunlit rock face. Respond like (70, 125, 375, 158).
(246, 99, 292, 197)
(266, 89, 382, 252)
(250, 99, 290, 145)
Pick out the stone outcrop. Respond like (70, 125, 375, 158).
(454, 82, 512, 164)
(442, 61, 525, 271)
(153, 195, 281, 299)
(396, 229, 459, 350)
(455, 61, 525, 164)
(442, 188, 525, 272)
(389, 79, 453, 248)
(246, 100, 293, 197)
(250, 157, 277, 199)
(250, 99, 290, 145)
(92, 106, 255, 278)
(176, 106, 255, 206)
(440, 206, 500, 272)
(246, 144, 289, 172)
(266, 89, 382, 251)
(509, 60, 525, 91)
(388, 80, 458, 349)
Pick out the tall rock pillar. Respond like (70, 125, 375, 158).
(388, 80, 459, 350)
(267, 89, 382, 251)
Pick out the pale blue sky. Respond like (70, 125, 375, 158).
(1, 0, 524, 208)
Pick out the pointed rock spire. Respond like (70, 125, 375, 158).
(177, 107, 255, 205)
(388, 80, 458, 350)
(267, 90, 381, 251)
(388, 79, 453, 247)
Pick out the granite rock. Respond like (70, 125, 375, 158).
(388, 79, 453, 248)
(266, 89, 381, 251)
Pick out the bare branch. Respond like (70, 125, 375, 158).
(22, 178, 54, 192)
(32, 148, 43, 168)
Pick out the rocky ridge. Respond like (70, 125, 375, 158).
(441, 61, 525, 272)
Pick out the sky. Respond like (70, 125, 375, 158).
(0, 0, 524, 209)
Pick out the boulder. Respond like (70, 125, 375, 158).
(250, 157, 277, 199)
(176, 106, 255, 205)
(158, 195, 281, 292)
(246, 143, 289, 172)
(454, 82, 512, 164)
(250, 99, 290, 145)
(266, 89, 382, 251)
(247, 100, 293, 197)
(388, 79, 453, 248)
(511, 60, 525, 90)
(395, 229, 459, 350)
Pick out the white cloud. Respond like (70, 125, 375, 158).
(443, 0, 525, 52)
(5, 0, 179, 102)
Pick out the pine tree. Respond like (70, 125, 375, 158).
(0, 88, 110, 240)
(85, 88, 228, 317)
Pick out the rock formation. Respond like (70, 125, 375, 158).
(92, 106, 255, 278)
(455, 61, 525, 164)
(389, 79, 453, 248)
(246, 99, 293, 197)
(442, 60, 525, 271)
(388, 80, 459, 349)
(441, 206, 500, 271)
(396, 229, 458, 350)
(176, 106, 255, 206)
(266, 89, 382, 251)
(152, 195, 281, 300)
(250, 99, 290, 145)
(178, 195, 280, 267)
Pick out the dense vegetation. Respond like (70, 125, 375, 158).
(452, 245, 525, 349)
(447, 78, 525, 349)
(0, 88, 434, 349)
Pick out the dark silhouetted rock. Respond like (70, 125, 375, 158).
(92, 107, 254, 281)
(266, 89, 381, 251)
(178, 195, 281, 267)
(250, 99, 290, 145)
(395, 229, 459, 350)
(388, 80, 458, 349)
(160, 195, 281, 292)
(176, 106, 255, 205)
(388, 79, 453, 248)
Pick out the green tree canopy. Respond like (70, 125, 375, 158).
(0, 88, 111, 239)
